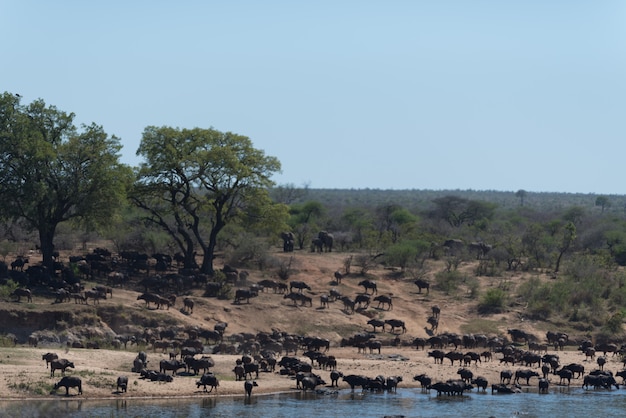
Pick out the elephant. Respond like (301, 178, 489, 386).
(311, 238, 324, 253)
(317, 231, 333, 252)
(280, 231, 295, 252)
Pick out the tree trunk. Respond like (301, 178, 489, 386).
(38, 226, 57, 272)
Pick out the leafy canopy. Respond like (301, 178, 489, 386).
(133, 126, 283, 273)
(0, 92, 132, 267)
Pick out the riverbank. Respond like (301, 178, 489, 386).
(0, 344, 611, 400)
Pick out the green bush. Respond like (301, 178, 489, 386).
(0, 280, 18, 299)
(434, 270, 464, 295)
(478, 288, 506, 314)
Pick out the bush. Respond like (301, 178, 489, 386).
(478, 288, 507, 314)
(383, 242, 418, 271)
(434, 270, 464, 295)
(604, 311, 625, 334)
(526, 300, 552, 320)
(0, 280, 18, 299)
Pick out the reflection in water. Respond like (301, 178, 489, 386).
(2, 388, 626, 418)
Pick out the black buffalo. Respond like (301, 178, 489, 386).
(116, 376, 128, 393)
(42, 352, 59, 369)
(384, 319, 406, 334)
(244, 380, 258, 397)
(159, 359, 186, 375)
(514, 369, 540, 385)
(234, 289, 256, 304)
(196, 373, 219, 392)
(301, 375, 326, 391)
(50, 359, 75, 377)
(52, 376, 82, 396)
(342, 374, 369, 390)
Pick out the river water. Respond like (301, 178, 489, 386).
(2, 387, 626, 418)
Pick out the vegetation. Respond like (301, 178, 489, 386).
(2, 91, 626, 340)
(131, 125, 286, 274)
(0, 92, 133, 271)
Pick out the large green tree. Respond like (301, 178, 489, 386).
(431, 195, 496, 227)
(132, 126, 283, 274)
(0, 92, 132, 270)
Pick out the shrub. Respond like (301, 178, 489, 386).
(0, 280, 18, 299)
(478, 288, 507, 314)
(434, 270, 464, 295)
(604, 311, 625, 334)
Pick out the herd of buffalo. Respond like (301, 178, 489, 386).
(38, 325, 626, 398)
(5, 248, 626, 398)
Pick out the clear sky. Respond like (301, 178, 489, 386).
(3, 1, 625, 194)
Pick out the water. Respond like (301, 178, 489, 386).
(2, 387, 626, 418)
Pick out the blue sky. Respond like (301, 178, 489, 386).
(3, 1, 625, 194)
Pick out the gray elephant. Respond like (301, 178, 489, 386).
(280, 231, 295, 252)
(318, 231, 333, 252)
(311, 237, 323, 253)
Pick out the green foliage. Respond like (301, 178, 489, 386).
(604, 311, 625, 334)
(431, 195, 496, 227)
(595, 196, 611, 213)
(383, 241, 419, 271)
(474, 259, 500, 277)
(0, 92, 133, 269)
(223, 232, 271, 269)
(434, 270, 464, 295)
(132, 125, 282, 274)
(478, 288, 507, 314)
(0, 280, 18, 299)
(466, 277, 481, 299)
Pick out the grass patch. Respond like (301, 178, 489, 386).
(8, 372, 54, 396)
(459, 318, 501, 335)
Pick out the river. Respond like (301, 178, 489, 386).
(2, 387, 625, 418)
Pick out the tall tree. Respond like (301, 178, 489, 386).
(132, 126, 282, 274)
(287, 201, 325, 250)
(0, 92, 132, 270)
(554, 222, 577, 273)
(515, 189, 527, 206)
(431, 196, 496, 227)
(595, 196, 611, 213)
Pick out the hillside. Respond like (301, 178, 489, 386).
(0, 247, 617, 400)
(2, 247, 558, 348)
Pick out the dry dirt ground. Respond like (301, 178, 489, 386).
(0, 249, 619, 400)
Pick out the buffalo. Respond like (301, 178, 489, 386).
(185, 356, 215, 375)
(289, 281, 311, 293)
(357, 279, 377, 294)
(384, 319, 406, 334)
(244, 380, 258, 397)
(197, 373, 219, 392)
(413, 374, 432, 390)
(116, 376, 128, 393)
(373, 295, 393, 310)
(583, 374, 619, 390)
(234, 289, 257, 304)
(10, 288, 32, 303)
(342, 374, 369, 390)
(42, 352, 59, 369)
(330, 370, 344, 387)
(52, 376, 82, 396)
(471, 376, 489, 392)
(50, 359, 75, 377)
(514, 369, 539, 385)
(159, 359, 186, 375)
(301, 375, 326, 391)
(367, 319, 385, 332)
(413, 279, 430, 294)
